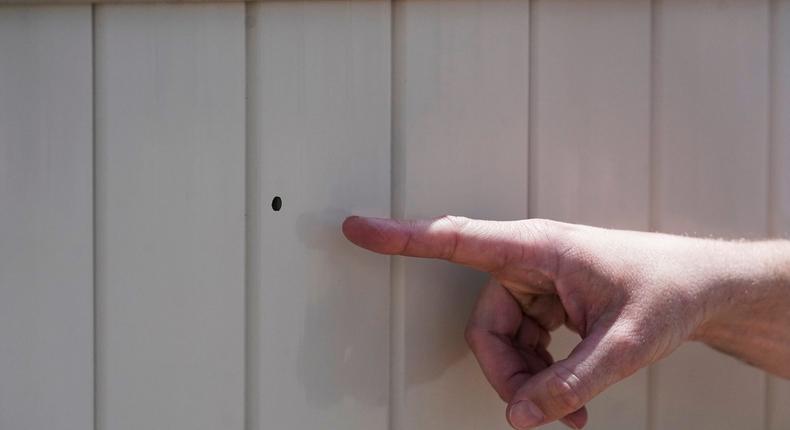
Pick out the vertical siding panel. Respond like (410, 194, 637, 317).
(94, 5, 245, 430)
(530, 1, 651, 429)
(0, 6, 93, 430)
(652, 1, 770, 429)
(768, 0, 790, 428)
(768, 383, 790, 430)
(246, 1, 391, 429)
(392, 1, 529, 428)
(768, 382, 790, 430)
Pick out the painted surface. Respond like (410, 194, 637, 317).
(0, 6, 93, 430)
(0, 1, 788, 429)
(94, 4, 245, 429)
(246, 1, 391, 429)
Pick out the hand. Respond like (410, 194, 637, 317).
(342, 215, 790, 429)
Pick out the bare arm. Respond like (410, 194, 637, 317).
(691, 240, 790, 377)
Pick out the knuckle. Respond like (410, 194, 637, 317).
(518, 218, 576, 277)
(545, 365, 587, 412)
(435, 215, 473, 261)
(599, 324, 652, 378)
(464, 325, 484, 350)
(609, 331, 642, 355)
(521, 218, 563, 239)
(525, 218, 582, 249)
(518, 218, 554, 244)
(436, 214, 469, 229)
(617, 323, 661, 365)
(608, 322, 652, 354)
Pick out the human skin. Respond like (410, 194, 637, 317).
(341, 215, 790, 429)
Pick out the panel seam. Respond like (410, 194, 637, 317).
(243, 2, 253, 430)
(764, 1, 776, 429)
(389, 2, 402, 430)
(526, 0, 535, 220)
(91, 5, 98, 430)
(647, 0, 658, 429)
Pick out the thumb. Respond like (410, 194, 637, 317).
(506, 328, 637, 429)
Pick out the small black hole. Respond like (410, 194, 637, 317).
(271, 196, 282, 211)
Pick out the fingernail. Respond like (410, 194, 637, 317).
(560, 417, 580, 430)
(508, 400, 545, 429)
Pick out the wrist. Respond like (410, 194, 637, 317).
(692, 240, 790, 344)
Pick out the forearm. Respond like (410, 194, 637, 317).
(693, 240, 790, 378)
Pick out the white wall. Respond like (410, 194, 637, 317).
(0, 1, 788, 429)
(0, 6, 93, 430)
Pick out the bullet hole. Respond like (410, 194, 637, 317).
(271, 196, 283, 211)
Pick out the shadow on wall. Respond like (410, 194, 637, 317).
(294, 209, 389, 409)
(291, 208, 486, 406)
(403, 259, 487, 387)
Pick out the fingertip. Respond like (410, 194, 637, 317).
(341, 215, 361, 235)
(341, 215, 373, 246)
(341, 215, 404, 254)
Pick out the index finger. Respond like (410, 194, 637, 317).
(342, 215, 529, 272)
